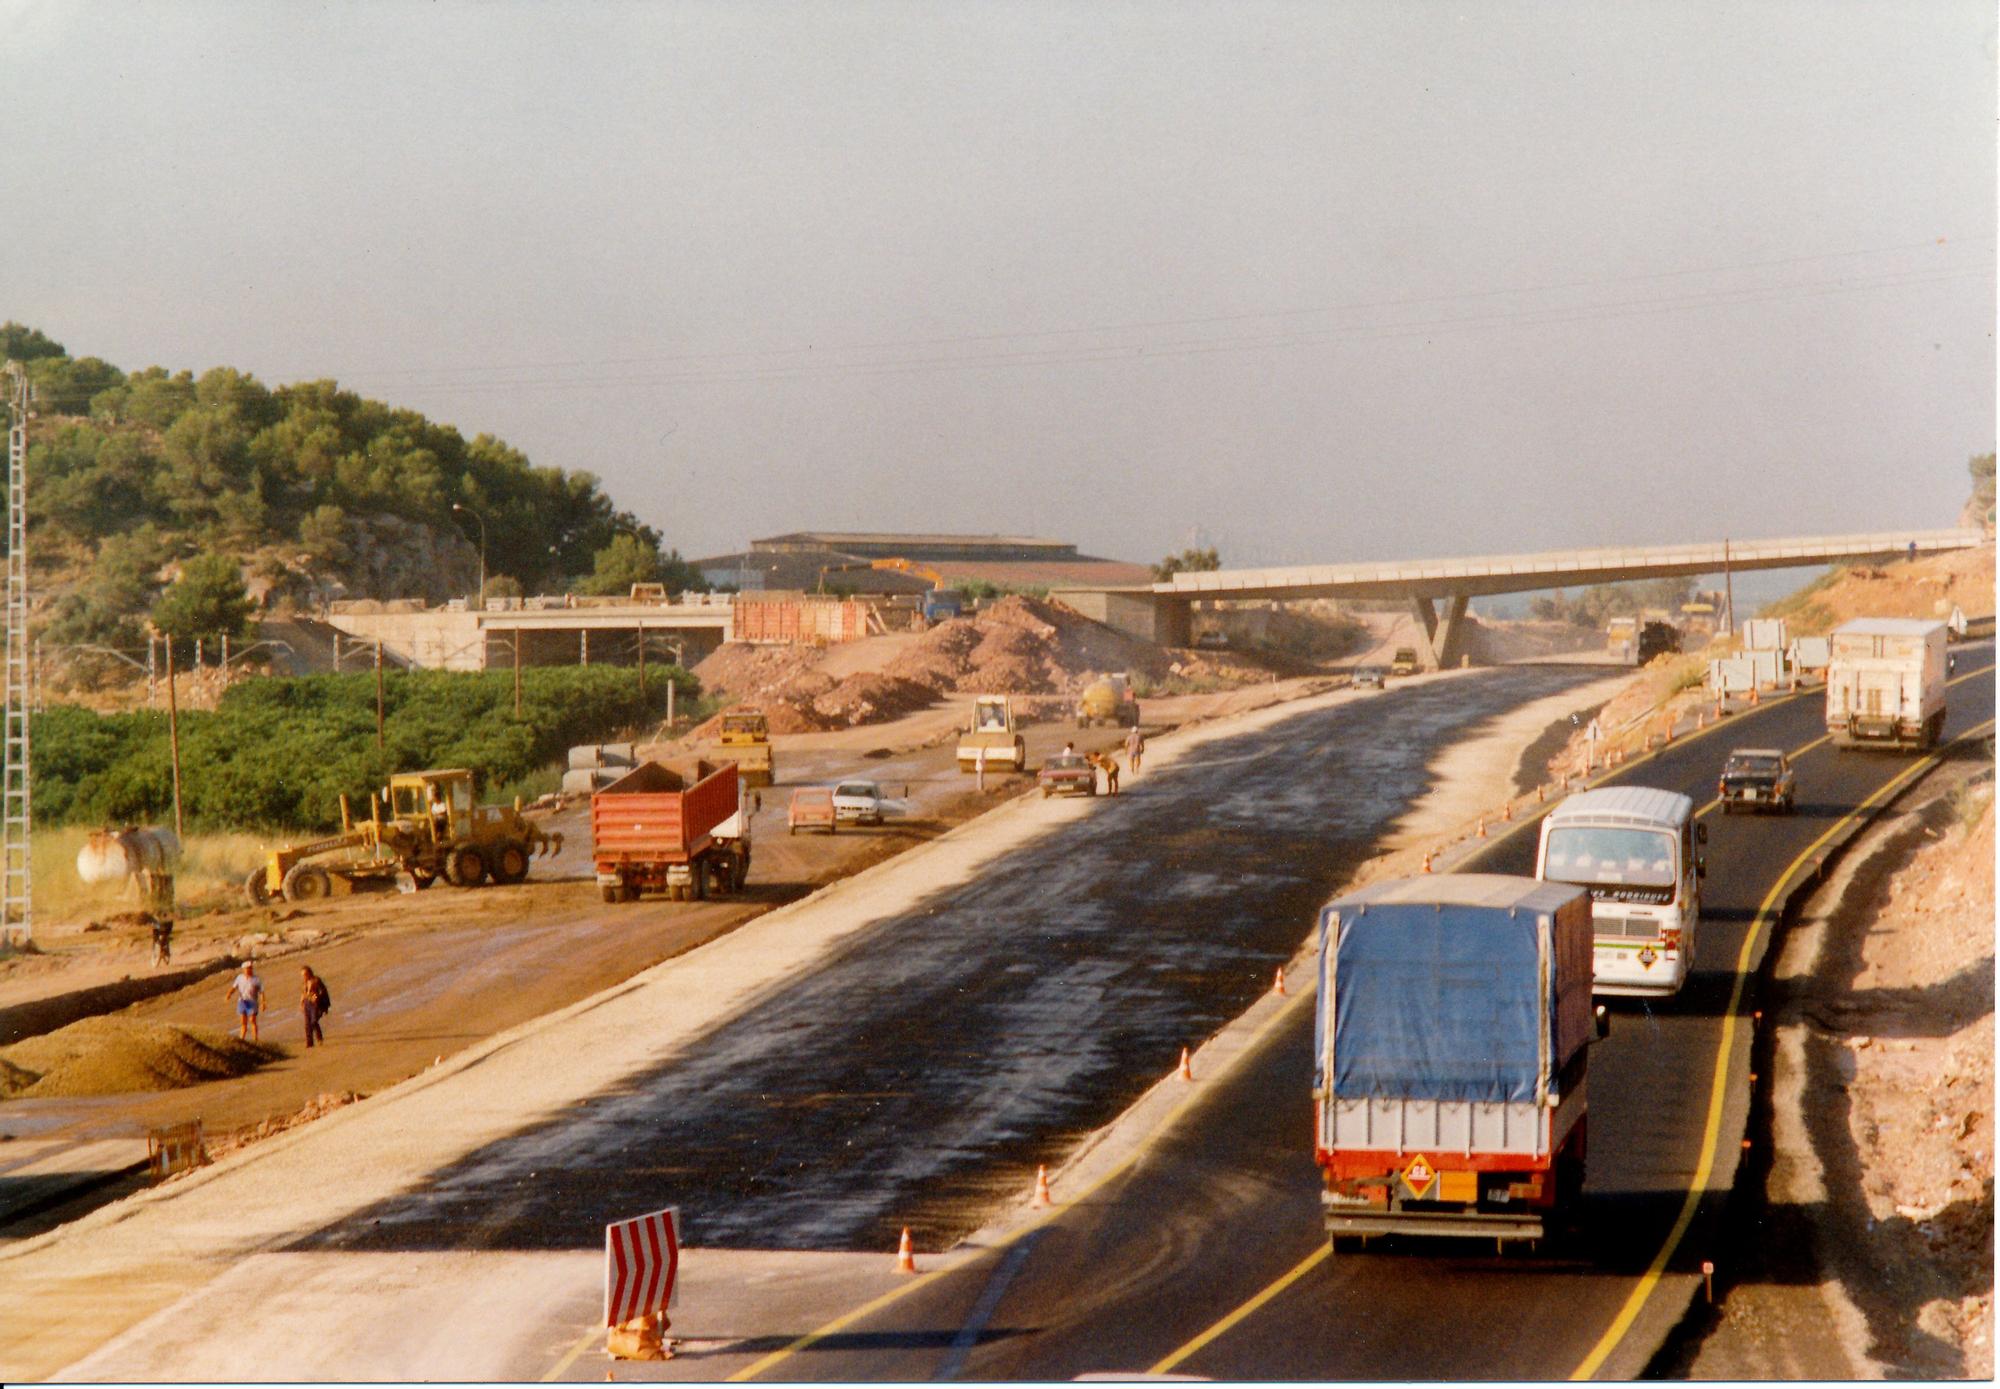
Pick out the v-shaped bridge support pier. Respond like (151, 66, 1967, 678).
(1408, 592, 1470, 670)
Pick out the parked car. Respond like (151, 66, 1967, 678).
(831, 780, 889, 825)
(787, 787, 837, 834)
(1352, 665, 1387, 689)
(1194, 630, 1230, 650)
(1718, 748, 1796, 814)
(1037, 752, 1098, 798)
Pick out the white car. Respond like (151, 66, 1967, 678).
(830, 780, 889, 825)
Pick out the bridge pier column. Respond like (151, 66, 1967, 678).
(1408, 593, 1471, 670)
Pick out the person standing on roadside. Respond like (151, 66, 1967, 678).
(300, 965, 331, 1048)
(149, 914, 174, 968)
(226, 961, 264, 1042)
(1123, 723, 1146, 774)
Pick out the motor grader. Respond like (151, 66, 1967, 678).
(243, 768, 562, 905)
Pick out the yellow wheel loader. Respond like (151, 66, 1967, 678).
(243, 768, 562, 906)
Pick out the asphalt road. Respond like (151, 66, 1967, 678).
(290, 668, 1606, 1261)
(733, 647, 1994, 1382)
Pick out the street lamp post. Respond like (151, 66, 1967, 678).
(451, 503, 487, 610)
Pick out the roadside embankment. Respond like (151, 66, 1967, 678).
(1674, 761, 1994, 1379)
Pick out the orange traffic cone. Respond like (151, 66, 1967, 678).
(1502, 799, 1513, 821)
(895, 1227, 918, 1274)
(1421, 849, 1434, 873)
(1475, 815, 1487, 839)
(1749, 685, 1760, 705)
(1272, 966, 1287, 997)
(1536, 783, 1546, 804)
(1665, 721, 1674, 743)
(1032, 1164, 1053, 1207)
(1177, 1047, 1194, 1082)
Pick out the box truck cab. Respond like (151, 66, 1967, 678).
(1536, 786, 1704, 998)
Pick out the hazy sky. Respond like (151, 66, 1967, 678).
(3, 1, 1992, 568)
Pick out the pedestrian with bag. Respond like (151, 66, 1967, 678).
(300, 965, 331, 1048)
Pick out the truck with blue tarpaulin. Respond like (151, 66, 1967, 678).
(1314, 874, 1604, 1245)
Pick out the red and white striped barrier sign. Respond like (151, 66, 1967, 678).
(604, 1206, 682, 1327)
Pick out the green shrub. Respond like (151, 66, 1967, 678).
(29, 665, 697, 833)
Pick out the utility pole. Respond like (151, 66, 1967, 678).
(165, 633, 184, 840)
(1722, 538, 1735, 638)
(3, 361, 32, 943)
(512, 630, 522, 718)
(375, 640, 386, 749)
(635, 620, 646, 698)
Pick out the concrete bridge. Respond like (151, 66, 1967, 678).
(1057, 527, 1988, 668)
(322, 596, 735, 673)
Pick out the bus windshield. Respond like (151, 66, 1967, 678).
(1542, 826, 1677, 889)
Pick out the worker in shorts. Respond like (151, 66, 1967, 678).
(1123, 723, 1146, 774)
(225, 961, 264, 1042)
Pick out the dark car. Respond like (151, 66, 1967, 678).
(1037, 752, 1098, 798)
(1353, 666, 1387, 689)
(1719, 748, 1796, 814)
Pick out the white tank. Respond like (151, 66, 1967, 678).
(76, 827, 182, 884)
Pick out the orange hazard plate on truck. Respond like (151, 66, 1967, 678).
(1438, 1170, 1477, 1202)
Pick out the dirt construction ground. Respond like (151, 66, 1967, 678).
(0, 672, 1374, 1234)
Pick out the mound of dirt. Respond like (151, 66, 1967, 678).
(691, 594, 1179, 736)
(0, 1017, 277, 1099)
(810, 674, 939, 727)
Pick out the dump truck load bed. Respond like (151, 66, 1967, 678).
(591, 760, 739, 866)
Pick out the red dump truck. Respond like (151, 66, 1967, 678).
(1316, 873, 1606, 1248)
(591, 760, 752, 903)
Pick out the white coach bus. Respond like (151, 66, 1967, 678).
(1536, 786, 1705, 998)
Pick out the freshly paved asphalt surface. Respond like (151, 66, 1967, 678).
(293, 668, 1607, 1258)
(738, 648, 1994, 1382)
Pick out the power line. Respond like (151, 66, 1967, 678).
(326, 234, 1993, 384)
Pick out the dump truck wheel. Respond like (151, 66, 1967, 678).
(733, 849, 751, 891)
(409, 868, 436, 891)
(281, 864, 331, 902)
(600, 885, 620, 905)
(448, 846, 488, 888)
(495, 841, 530, 884)
(243, 868, 272, 908)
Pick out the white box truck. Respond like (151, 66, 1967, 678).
(1825, 618, 1948, 751)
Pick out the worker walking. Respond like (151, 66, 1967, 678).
(149, 914, 173, 968)
(300, 965, 331, 1048)
(1123, 724, 1146, 774)
(226, 961, 264, 1042)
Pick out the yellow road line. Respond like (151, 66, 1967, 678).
(1148, 1243, 1331, 1374)
(1566, 715, 1992, 1380)
(1144, 712, 1989, 1382)
(721, 984, 1320, 1382)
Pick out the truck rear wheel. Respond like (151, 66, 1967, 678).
(494, 841, 530, 885)
(281, 863, 332, 902)
(244, 867, 272, 907)
(601, 885, 620, 905)
(447, 846, 488, 888)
